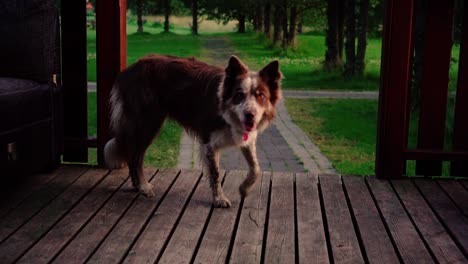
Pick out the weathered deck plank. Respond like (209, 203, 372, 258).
(230, 172, 270, 264)
(295, 173, 329, 264)
(0, 166, 64, 219)
(0, 166, 466, 264)
(343, 175, 399, 263)
(414, 179, 468, 256)
(320, 174, 364, 263)
(52, 168, 158, 263)
(437, 180, 468, 217)
(17, 169, 127, 264)
(0, 166, 88, 242)
(392, 179, 466, 263)
(0, 168, 109, 263)
(123, 169, 201, 263)
(194, 170, 246, 263)
(88, 168, 179, 263)
(367, 178, 434, 263)
(156, 171, 225, 263)
(264, 172, 295, 264)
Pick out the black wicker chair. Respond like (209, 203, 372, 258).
(0, 0, 62, 176)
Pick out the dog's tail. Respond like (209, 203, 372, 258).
(104, 138, 126, 169)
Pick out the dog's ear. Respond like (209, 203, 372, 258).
(260, 60, 282, 105)
(259, 60, 282, 82)
(225, 55, 248, 78)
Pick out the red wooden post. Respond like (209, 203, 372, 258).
(61, 1, 88, 162)
(451, 3, 468, 176)
(416, 0, 454, 176)
(96, 0, 127, 166)
(375, 0, 414, 179)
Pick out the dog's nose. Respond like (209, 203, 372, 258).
(245, 113, 255, 122)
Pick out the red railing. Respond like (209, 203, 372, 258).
(61, 0, 126, 165)
(60, 0, 466, 176)
(377, 0, 468, 178)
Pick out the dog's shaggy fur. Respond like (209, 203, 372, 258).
(105, 54, 282, 207)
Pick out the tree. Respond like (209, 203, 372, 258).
(264, 1, 272, 38)
(136, 0, 145, 33)
(191, 0, 198, 35)
(324, 0, 343, 70)
(356, 0, 370, 76)
(344, 0, 356, 78)
(163, 0, 171, 33)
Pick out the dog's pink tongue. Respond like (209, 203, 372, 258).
(243, 133, 248, 141)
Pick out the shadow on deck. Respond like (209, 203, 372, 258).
(0, 166, 467, 263)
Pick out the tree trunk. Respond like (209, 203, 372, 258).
(164, 0, 170, 33)
(287, 5, 299, 49)
(344, 0, 356, 78)
(338, 0, 345, 59)
(356, 0, 369, 76)
(255, 5, 264, 32)
(281, 5, 289, 49)
(273, 5, 283, 45)
(136, 0, 144, 33)
(238, 15, 246, 33)
(264, 1, 272, 38)
(324, 0, 342, 71)
(191, 0, 198, 35)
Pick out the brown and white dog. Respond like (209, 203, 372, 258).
(104, 54, 282, 208)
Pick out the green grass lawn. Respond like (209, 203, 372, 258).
(87, 25, 202, 82)
(228, 33, 382, 91)
(286, 98, 380, 175)
(285, 98, 459, 176)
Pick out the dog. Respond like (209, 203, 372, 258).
(104, 54, 282, 208)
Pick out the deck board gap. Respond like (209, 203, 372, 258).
(436, 180, 468, 219)
(81, 169, 161, 263)
(189, 170, 232, 263)
(460, 181, 468, 192)
(154, 170, 204, 263)
(389, 180, 439, 263)
(342, 176, 370, 264)
(0, 166, 65, 219)
(17, 170, 122, 263)
(225, 196, 245, 263)
(293, 174, 299, 264)
(188, 205, 215, 264)
(411, 179, 468, 258)
(259, 175, 273, 264)
(49, 175, 131, 263)
(364, 177, 404, 263)
(12, 169, 112, 263)
(317, 176, 334, 264)
(0, 166, 90, 244)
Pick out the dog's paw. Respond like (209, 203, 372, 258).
(139, 182, 155, 197)
(213, 196, 232, 208)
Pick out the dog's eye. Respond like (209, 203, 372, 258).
(234, 92, 245, 103)
(256, 92, 266, 103)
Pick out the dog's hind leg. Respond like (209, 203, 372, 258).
(239, 142, 261, 198)
(201, 144, 231, 208)
(121, 113, 166, 197)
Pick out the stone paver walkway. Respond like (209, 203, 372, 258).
(176, 36, 336, 173)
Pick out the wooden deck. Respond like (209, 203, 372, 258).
(0, 166, 467, 263)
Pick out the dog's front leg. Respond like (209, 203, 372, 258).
(201, 144, 231, 208)
(239, 142, 261, 198)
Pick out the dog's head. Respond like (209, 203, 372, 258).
(219, 55, 282, 134)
